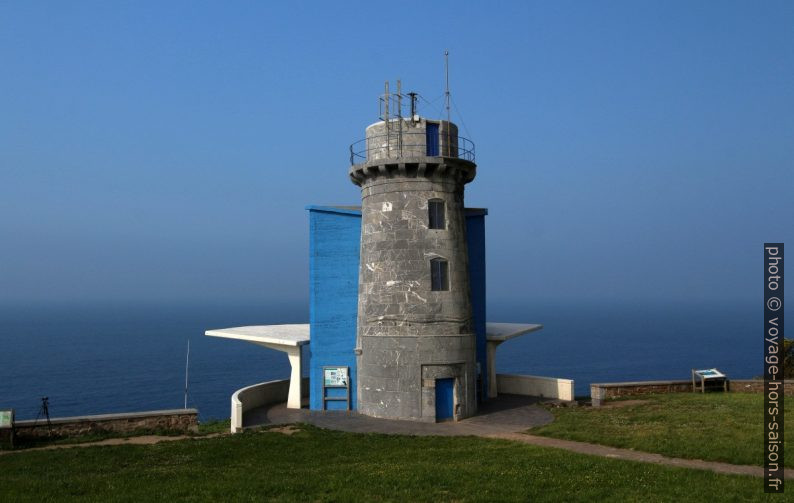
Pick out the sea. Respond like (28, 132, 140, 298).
(0, 299, 763, 422)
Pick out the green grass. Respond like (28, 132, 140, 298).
(532, 392, 793, 467)
(197, 418, 230, 434)
(0, 424, 773, 502)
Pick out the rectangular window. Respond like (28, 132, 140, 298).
(431, 259, 449, 291)
(428, 200, 445, 229)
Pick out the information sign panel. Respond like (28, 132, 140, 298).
(0, 410, 13, 428)
(324, 367, 348, 387)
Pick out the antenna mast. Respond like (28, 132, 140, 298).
(444, 50, 451, 155)
(444, 50, 451, 125)
(184, 339, 190, 409)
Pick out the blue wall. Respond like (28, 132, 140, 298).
(308, 205, 488, 410)
(308, 206, 361, 411)
(465, 210, 488, 402)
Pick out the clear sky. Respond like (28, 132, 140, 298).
(1, 1, 792, 307)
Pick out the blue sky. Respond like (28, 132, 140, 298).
(1, 1, 792, 307)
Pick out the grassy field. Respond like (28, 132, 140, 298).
(0, 424, 771, 502)
(532, 392, 792, 467)
(7, 419, 231, 449)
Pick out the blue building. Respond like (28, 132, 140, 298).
(306, 205, 488, 412)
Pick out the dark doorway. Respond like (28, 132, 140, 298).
(426, 123, 439, 156)
(435, 378, 454, 421)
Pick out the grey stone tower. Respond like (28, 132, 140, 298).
(349, 97, 478, 422)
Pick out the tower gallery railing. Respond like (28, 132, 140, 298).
(349, 132, 475, 165)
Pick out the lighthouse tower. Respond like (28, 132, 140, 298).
(348, 84, 478, 421)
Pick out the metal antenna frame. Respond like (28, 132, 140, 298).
(383, 80, 391, 157)
(379, 80, 408, 158)
(396, 79, 403, 156)
(407, 92, 418, 123)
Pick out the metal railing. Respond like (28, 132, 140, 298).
(349, 131, 475, 165)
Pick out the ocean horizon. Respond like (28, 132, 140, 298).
(0, 298, 762, 421)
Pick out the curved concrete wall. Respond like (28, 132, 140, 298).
(231, 378, 309, 433)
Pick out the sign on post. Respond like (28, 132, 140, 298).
(0, 410, 13, 428)
(324, 367, 348, 387)
(691, 368, 727, 393)
(0, 409, 14, 449)
(322, 366, 351, 410)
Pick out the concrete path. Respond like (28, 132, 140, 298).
(491, 433, 794, 480)
(246, 394, 555, 436)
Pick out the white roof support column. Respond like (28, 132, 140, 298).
(259, 342, 303, 409)
(205, 324, 310, 410)
(487, 340, 500, 399)
(485, 323, 544, 399)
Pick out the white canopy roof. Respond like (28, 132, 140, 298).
(206, 322, 542, 347)
(485, 323, 544, 342)
(205, 324, 310, 347)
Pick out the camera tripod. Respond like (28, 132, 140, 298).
(34, 397, 52, 434)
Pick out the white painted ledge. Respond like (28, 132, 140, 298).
(496, 373, 575, 402)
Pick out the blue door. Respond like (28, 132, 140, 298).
(426, 123, 439, 156)
(435, 378, 454, 421)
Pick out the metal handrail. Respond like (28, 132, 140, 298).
(349, 131, 475, 165)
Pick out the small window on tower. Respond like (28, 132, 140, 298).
(428, 200, 445, 229)
(430, 258, 449, 291)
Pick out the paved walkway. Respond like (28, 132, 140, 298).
(245, 394, 793, 480)
(245, 394, 555, 436)
(490, 433, 794, 479)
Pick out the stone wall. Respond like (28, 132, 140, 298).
(14, 409, 198, 439)
(591, 379, 794, 406)
(590, 380, 692, 406)
(729, 379, 794, 395)
(363, 119, 458, 162)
